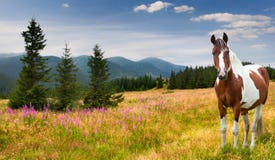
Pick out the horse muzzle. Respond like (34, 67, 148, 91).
(217, 68, 228, 80)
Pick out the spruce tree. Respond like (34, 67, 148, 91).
(84, 44, 123, 108)
(55, 43, 78, 110)
(9, 19, 50, 109)
(156, 74, 163, 88)
(168, 71, 177, 89)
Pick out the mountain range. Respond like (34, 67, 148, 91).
(0, 54, 186, 85)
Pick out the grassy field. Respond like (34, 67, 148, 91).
(0, 83, 274, 159)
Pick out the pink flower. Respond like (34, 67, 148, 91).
(88, 120, 93, 126)
(94, 128, 98, 134)
(84, 130, 89, 136)
(137, 115, 141, 122)
(48, 139, 52, 145)
(6, 108, 13, 114)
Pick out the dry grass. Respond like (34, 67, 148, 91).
(0, 82, 274, 159)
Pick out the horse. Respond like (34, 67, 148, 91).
(211, 32, 269, 149)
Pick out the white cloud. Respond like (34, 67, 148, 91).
(174, 5, 194, 13)
(62, 3, 70, 8)
(250, 44, 267, 49)
(223, 20, 270, 28)
(191, 13, 271, 23)
(191, 13, 274, 39)
(133, 4, 147, 12)
(134, 1, 172, 13)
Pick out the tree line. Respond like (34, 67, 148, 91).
(110, 75, 164, 92)
(168, 66, 216, 89)
(168, 64, 275, 90)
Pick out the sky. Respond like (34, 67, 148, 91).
(1, 0, 275, 66)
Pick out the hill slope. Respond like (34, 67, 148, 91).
(0, 54, 185, 92)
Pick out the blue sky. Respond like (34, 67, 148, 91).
(1, 0, 275, 66)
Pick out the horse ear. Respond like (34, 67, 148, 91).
(223, 32, 228, 43)
(211, 34, 216, 44)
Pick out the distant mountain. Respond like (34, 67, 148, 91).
(0, 54, 186, 87)
(138, 57, 184, 77)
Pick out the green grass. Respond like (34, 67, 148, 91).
(0, 82, 274, 159)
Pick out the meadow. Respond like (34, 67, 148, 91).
(0, 83, 274, 159)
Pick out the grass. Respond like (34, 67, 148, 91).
(0, 82, 274, 159)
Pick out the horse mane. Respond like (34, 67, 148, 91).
(229, 49, 244, 78)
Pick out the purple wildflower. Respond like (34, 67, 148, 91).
(137, 115, 141, 122)
(66, 107, 70, 113)
(100, 107, 107, 113)
(6, 108, 13, 114)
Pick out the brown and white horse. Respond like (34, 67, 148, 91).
(211, 33, 269, 149)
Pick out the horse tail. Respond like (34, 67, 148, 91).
(256, 116, 263, 137)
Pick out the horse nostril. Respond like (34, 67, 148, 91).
(218, 75, 225, 80)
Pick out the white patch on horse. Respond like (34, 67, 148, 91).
(218, 51, 226, 77)
(216, 77, 220, 85)
(229, 50, 260, 109)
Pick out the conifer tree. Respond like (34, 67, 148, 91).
(9, 19, 50, 109)
(55, 43, 78, 110)
(156, 74, 163, 88)
(168, 71, 177, 89)
(84, 44, 123, 108)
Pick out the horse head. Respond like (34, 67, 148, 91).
(211, 32, 231, 80)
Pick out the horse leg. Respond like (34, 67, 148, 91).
(250, 104, 263, 149)
(218, 101, 227, 147)
(220, 115, 226, 147)
(242, 112, 249, 148)
(232, 105, 240, 148)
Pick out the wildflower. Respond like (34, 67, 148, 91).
(30, 107, 36, 116)
(43, 103, 50, 111)
(73, 117, 80, 126)
(6, 108, 13, 114)
(84, 130, 89, 136)
(100, 107, 107, 113)
(48, 139, 52, 145)
(86, 108, 91, 115)
(96, 117, 102, 124)
(58, 115, 65, 126)
(53, 120, 57, 127)
(13, 119, 18, 124)
(66, 107, 70, 113)
(137, 115, 141, 122)
(88, 120, 93, 126)
(94, 128, 98, 134)
(145, 110, 150, 116)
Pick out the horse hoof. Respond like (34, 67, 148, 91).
(242, 144, 248, 148)
(250, 145, 255, 150)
